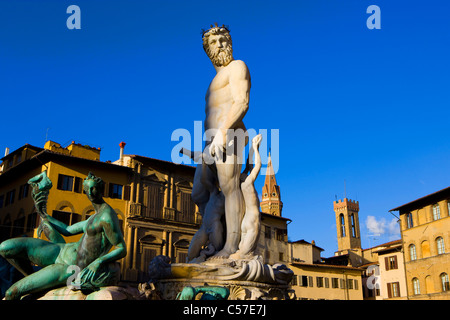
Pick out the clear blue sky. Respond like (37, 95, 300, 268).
(1, 0, 449, 257)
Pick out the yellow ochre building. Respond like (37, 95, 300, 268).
(390, 186, 450, 300)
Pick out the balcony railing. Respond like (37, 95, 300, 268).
(129, 203, 201, 225)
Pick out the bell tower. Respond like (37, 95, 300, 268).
(260, 153, 283, 216)
(333, 198, 361, 253)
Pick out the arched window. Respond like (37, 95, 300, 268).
(433, 204, 441, 220)
(440, 273, 449, 292)
(350, 214, 356, 237)
(436, 237, 445, 255)
(409, 244, 417, 261)
(412, 278, 420, 295)
(339, 214, 346, 237)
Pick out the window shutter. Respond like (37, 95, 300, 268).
(57, 174, 63, 190)
(340, 278, 345, 289)
(104, 182, 110, 197)
(393, 256, 398, 269)
(385, 257, 390, 271)
(396, 282, 400, 297)
(387, 283, 392, 298)
(74, 177, 83, 193)
(124, 185, 131, 201)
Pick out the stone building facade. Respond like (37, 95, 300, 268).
(390, 186, 450, 299)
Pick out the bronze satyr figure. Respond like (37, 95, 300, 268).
(0, 171, 126, 300)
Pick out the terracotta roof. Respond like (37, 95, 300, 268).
(260, 211, 292, 222)
(362, 239, 402, 251)
(289, 239, 324, 251)
(390, 186, 450, 213)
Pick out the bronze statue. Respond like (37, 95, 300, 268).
(0, 171, 126, 300)
(176, 285, 229, 300)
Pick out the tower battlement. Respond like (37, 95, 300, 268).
(333, 198, 359, 211)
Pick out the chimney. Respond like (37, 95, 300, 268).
(1, 148, 9, 174)
(119, 142, 126, 165)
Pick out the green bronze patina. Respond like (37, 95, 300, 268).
(176, 286, 229, 300)
(0, 171, 127, 300)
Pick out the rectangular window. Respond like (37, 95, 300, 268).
(146, 184, 164, 218)
(109, 183, 123, 199)
(448, 201, 450, 218)
(52, 210, 71, 225)
(52, 210, 81, 226)
(177, 251, 188, 264)
(340, 279, 346, 289)
(308, 276, 313, 287)
(386, 255, 398, 270)
(123, 185, 131, 201)
(347, 279, 353, 289)
(387, 282, 400, 298)
(74, 177, 83, 193)
(392, 282, 400, 297)
(142, 248, 157, 275)
(26, 212, 39, 233)
(300, 275, 308, 287)
(324, 277, 329, 288)
(18, 184, 29, 200)
(180, 191, 195, 217)
(316, 277, 324, 288)
(265, 226, 271, 239)
(433, 204, 441, 220)
(71, 213, 82, 225)
(12, 216, 25, 237)
(406, 213, 413, 229)
(291, 275, 298, 286)
(276, 228, 287, 241)
(57, 174, 74, 191)
(5, 189, 15, 206)
(332, 278, 339, 289)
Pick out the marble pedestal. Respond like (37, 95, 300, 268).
(143, 255, 295, 300)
